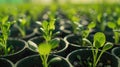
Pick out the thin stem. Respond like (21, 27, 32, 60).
(114, 32, 119, 44)
(92, 47, 95, 67)
(93, 48, 98, 67)
(40, 54, 49, 67)
(95, 50, 104, 66)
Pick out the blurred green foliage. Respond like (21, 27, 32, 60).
(0, 0, 31, 4)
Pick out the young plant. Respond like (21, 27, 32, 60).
(80, 21, 96, 38)
(37, 38, 60, 67)
(14, 16, 31, 37)
(91, 32, 113, 67)
(37, 18, 59, 42)
(69, 10, 80, 34)
(0, 16, 14, 55)
(107, 18, 120, 44)
(77, 22, 96, 46)
(81, 32, 113, 67)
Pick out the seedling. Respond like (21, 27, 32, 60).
(91, 32, 113, 67)
(77, 32, 113, 67)
(67, 8, 80, 34)
(37, 38, 60, 67)
(96, 13, 107, 32)
(76, 21, 96, 46)
(0, 16, 14, 55)
(37, 18, 59, 42)
(14, 16, 31, 37)
(107, 18, 120, 44)
(80, 21, 96, 38)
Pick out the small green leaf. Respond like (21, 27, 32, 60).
(49, 19, 55, 30)
(72, 16, 79, 22)
(103, 42, 113, 51)
(42, 21, 49, 31)
(7, 47, 11, 53)
(94, 40, 101, 48)
(2, 16, 8, 23)
(38, 43, 51, 55)
(93, 32, 106, 48)
(82, 29, 89, 38)
(19, 18, 26, 25)
(88, 22, 96, 29)
(49, 38, 60, 49)
(117, 18, 120, 25)
(97, 14, 102, 22)
(107, 22, 116, 29)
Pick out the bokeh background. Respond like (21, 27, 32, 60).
(0, 0, 120, 4)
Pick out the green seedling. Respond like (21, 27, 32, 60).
(76, 21, 96, 46)
(82, 22, 96, 38)
(96, 13, 107, 32)
(91, 32, 113, 67)
(37, 38, 60, 67)
(107, 17, 120, 44)
(0, 16, 14, 55)
(67, 8, 80, 34)
(37, 18, 59, 42)
(70, 15, 80, 34)
(14, 16, 31, 37)
(77, 32, 113, 67)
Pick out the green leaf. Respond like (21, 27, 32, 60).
(42, 21, 49, 31)
(114, 32, 119, 44)
(107, 22, 116, 29)
(103, 42, 113, 51)
(94, 40, 101, 48)
(49, 38, 60, 49)
(38, 42, 51, 55)
(97, 14, 102, 22)
(7, 47, 11, 53)
(49, 19, 55, 30)
(72, 16, 79, 22)
(93, 32, 106, 48)
(117, 18, 120, 25)
(88, 22, 96, 29)
(19, 18, 26, 25)
(82, 29, 89, 38)
(2, 16, 8, 23)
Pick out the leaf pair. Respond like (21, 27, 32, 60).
(41, 19, 55, 32)
(93, 32, 113, 50)
(40, 19, 56, 42)
(107, 18, 120, 29)
(38, 38, 60, 55)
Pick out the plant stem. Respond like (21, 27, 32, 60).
(93, 48, 98, 67)
(40, 54, 49, 67)
(95, 50, 104, 66)
(114, 31, 119, 44)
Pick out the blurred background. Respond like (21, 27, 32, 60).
(0, 0, 120, 4)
